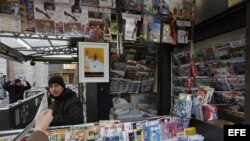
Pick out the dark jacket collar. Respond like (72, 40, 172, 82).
(51, 88, 75, 100)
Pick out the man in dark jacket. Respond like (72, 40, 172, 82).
(48, 76, 84, 126)
(3, 79, 31, 104)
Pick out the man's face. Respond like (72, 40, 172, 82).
(46, 9, 54, 18)
(49, 83, 64, 97)
(73, 13, 81, 19)
(16, 81, 22, 86)
(94, 54, 98, 60)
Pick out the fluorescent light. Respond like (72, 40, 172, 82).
(17, 38, 31, 49)
(42, 55, 77, 58)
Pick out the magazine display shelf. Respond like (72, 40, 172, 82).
(172, 37, 245, 122)
(170, 0, 250, 132)
(0, 115, 205, 141)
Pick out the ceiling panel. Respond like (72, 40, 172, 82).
(19, 51, 38, 56)
(24, 38, 51, 47)
(50, 40, 70, 47)
(0, 32, 74, 62)
(0, 37, 23, 48)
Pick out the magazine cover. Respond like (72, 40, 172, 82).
(0, 14, 21, 32)
(161, 123, 174, 140)
(173, 51, 191, 65)
(176, 99, 192, 118)
(87, 21, 105, 41)
(143, 0, 153, 13)
(0, 135, 16, 141)
(231, 46, 245, 58)
(53, 3, 65, 35)
(195, 64, 210, 76)
(128, 81, 141, 93)
(110, 20, 117, 33)
(177, 29, 188, 44)
(103, 12, 111, 40)
(169, 0, 182, 17)
(63, 4, 88, 37)
(122, 13, 141, 41)
(195, 77, 210, 87)
(65, 130, 88, 140)
(214, 44, 231, 60)
(148, 22, 161, 43)
(65, 124, 95, 140)
(211, 76, 231, 91)
(109, 78, 125, 94)
(142, 14, 153, 41)
(195, 49, 206, 62)
(173, 66, 189, 76)
(20, 0, 35, 33)
(232, 74, 245, 91)
(87, 125, 100, 140)
(213, 91, 244, 106)
(141, 78, 154, 93)
(211, 67, 234, 77)
(35, 19, 55, 35)
(113, 123, 124, 141)
(232, 58, 245, 75)
(198, 87, 214, 104)
(124, 18, 137, 41)
(169, 0, 192, 19)
(0, 0, 21, 33)
(146, 125, 161, 141)
(85, 7, 111, 41)
(54, 0, 75, 4)
(34, 1, 63, 35)
(123, 0, 142, 11)
(162, 23, 174, 43)
(81, 0, 99, 6)
(0, 0, 19, 15)
(152, 0, 160, 15)
(205, 47, 215, 61)
(160, 0, 170, 15)
(181, 0, 193, 19)
(99, 0, 113, 7)
(203, 104, 218, 121)
(47, 131, 65, 140)
(176, 20, 191, 44)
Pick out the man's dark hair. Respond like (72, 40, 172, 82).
(71, 3, 82, 13)
(15, 79, 21, 84)
(48, 76, 65, 88)
(44, 2, 55, 10)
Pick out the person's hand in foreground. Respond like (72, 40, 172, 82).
(27, 109, 53, 141)
(34, 109, 53, 131)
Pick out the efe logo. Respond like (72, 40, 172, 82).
(228, 129, 246, 136)
(224, 125, 249, 140)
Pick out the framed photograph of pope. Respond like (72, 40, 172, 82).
(78, 42, 109, 83)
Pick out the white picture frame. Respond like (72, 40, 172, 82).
(78, 42, 109, 83)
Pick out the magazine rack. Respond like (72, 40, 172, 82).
(171, 0, 250, 125)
